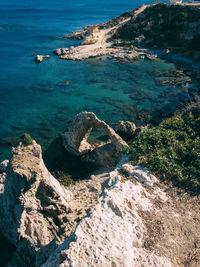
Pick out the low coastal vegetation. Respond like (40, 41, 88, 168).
(127, 103, 200, 194)
(114, 3, 200, 59)
(52, 170, 75, 187)
(20, 133, 33, 146)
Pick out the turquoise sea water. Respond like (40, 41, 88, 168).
(0, 0, 192, 161)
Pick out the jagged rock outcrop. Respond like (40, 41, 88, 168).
(41, 161, 200, 267)
(40, 163, 169, 267)
(81, 26, 101, 45)
(0, 140, 200, 266)
(62, 111, 128, 167)
(0, 141, 71, 266)
(63, 30, 85, 40)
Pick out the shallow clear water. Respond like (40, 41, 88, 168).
(0, 0, 191, 161)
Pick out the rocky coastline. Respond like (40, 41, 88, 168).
(1, 110, 200, 266)
(52, 2, 200, 119)
(53, 3, 200, 64)
(1, 3, 200, 267)
(53, 5, 151, 62)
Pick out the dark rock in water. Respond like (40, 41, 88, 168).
(124, 88, 156, 103)
(155, 69, 191, 88)
(97, 97, 139, 122)
(42, 87, 54, 93)
(136, 108, 153, 124)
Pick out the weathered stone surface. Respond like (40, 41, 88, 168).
(42, 163, 171, 267)
(81, 26, 101, 45)
(0, 141, 199, 266)
(0, 141, 71, 266)
(35, 55, 51, 63)
(62, 111, 128, 167)
(42, 161, 200, 267)
(0, 159, 9, 173)
(63, 30, 85, 40)
(117, 120, 137, 140)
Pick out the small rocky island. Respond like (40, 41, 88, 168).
(1, 3, 200, 267)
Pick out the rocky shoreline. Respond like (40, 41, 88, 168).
(52, 3, 200, 66)
(1, 3, 200, 266)
(51, 3, 200, 118)
(0, 111, 200, 266)
(53, 5, 153, 62)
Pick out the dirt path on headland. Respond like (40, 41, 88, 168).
(54, 5, 148, 61)
(54, 3, 200, 61)
(54, 18, 131, 60)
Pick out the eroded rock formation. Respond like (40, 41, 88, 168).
(41, 162, 200, 267)
(117, 120, 137, 140)
(0, 141, 71, 266)
(62, 111, 128, 167)
(0, 138, 200, 266)
(38, 163, 175, 266)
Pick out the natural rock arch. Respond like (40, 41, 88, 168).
(62, 111, 128, 167)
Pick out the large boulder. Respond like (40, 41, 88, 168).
(62, 111, 128, 167)
(0, 141, 71, 266)
(117, 120, 137, 140)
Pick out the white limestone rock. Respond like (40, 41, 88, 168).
(35, 54, 51, 63)
(117, 120, 137, 139)
(62, 111, 128, 167)
(42, 164, 171, 267)
(0, 141, 71, 266)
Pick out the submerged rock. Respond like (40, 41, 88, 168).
(62, 111, 128, 167)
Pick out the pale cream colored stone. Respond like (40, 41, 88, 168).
(62, 111, 128, 167)
(0, 141, 71, 265)
(42, 164, 171, 267)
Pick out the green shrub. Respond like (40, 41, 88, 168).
(21, 133, 34, 146)
(52, 170, 75, 187)
(126, 107, 200, 193)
